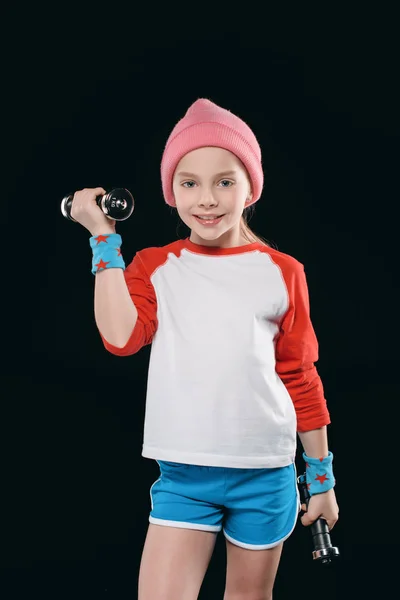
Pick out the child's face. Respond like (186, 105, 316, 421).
(172, 147, 252, 247)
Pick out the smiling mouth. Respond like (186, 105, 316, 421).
(194, 214, 225, 220)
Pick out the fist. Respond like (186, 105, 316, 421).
(300, 488, 339, 531)
(70, 187, 116, 236)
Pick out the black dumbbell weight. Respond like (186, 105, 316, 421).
(61, 188, 134, 222)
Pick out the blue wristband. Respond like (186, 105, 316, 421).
(89, 233, 126, 276)
(302, 451, 335, 496)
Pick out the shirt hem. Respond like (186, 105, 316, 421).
(142, 445, 295, 469)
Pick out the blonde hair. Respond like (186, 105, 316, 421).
(240, 204, 273, 247)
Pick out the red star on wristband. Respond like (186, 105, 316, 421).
(94, 234, 111, 244)
(307, 483, 311, 490)
(117, 247, 122, 256)
(315, 473, 329, 484)
(305, 462, 310, 469)
(95, 259, 110, 271)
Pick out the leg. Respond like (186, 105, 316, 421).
(222, 462, 300, 599)
(138, 523, 217, 600)
(223, 539, 283, 600)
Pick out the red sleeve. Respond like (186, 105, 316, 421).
(275, 261, 331, 432)
(99, 252, 158, 356)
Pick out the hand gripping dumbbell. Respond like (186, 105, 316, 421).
(297, 473, 340, 564)
(61, 188, 135, 222)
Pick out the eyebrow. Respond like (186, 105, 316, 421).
(176, 170, 238, 178)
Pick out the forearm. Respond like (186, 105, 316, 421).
(94, 268, 138, 348)
(298, 425, 329, 458)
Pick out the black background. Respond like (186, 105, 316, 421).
(2, 5, 399, 599)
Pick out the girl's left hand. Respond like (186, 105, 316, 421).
(300, 487, 339, 531)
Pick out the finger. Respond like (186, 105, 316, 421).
(301, 513, 315, 527)
(301, 510, 323, 527)
(93, 187, 107, 195)
(319, 515, 337, 531)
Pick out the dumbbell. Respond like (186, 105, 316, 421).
(61, 188, 134, 222)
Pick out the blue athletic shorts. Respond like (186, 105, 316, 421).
(149, 460, 301, 550)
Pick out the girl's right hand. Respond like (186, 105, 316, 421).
(70, 187, 117, 237)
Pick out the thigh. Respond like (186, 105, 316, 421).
(223, 463, 300, 549)
(138, 523, 217, 600)
(224, 538, 283, 599)
(150, 461, 225, 532)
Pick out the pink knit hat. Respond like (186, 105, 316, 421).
(161, 98, 263, 207)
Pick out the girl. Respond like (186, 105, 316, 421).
(71, 98, 339, 600)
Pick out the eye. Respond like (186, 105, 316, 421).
(181, 179, 234, 188)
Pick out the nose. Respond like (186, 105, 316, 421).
(197, 191, 218, 208)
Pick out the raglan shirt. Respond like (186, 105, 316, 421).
(99, 238, 330, 469)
